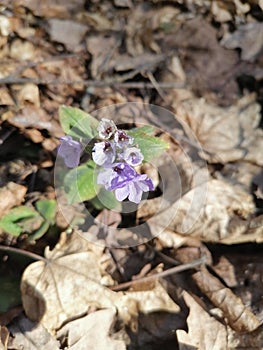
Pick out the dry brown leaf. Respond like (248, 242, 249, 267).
(0, 87, 14, 106)
(174, 94, 263, 165)
(193, 265, 261, 333)
(57, 309, 126, 350)
(16, 83, 40, 107)
(8, 315, 60, 350)
(253, 170, 263, 200)
(38, 57, 85, 94)
(47, 19, 88, 51)
(113, 53, 166, 74)
(0, 182, 27, 218)
(221, 22, 263, 62)
(218, 162, 262, 194)
(21, 250, 112, 330)
(9, 39, 37, 61)
(160, 56, 186, 84)
(77, 12, 113, 31)
(233, 0, 250, 15)
(0, 326, 9, 350)
(86, 34, 121, 79)
(0, 15, 11, 37)
(126, 5, 179, 55)
(143, 178, 256, 243)
(212, 256, 237, 288)
(114, 0, 132, 8)
(21, 233, 181, 331)
(162, 17, 239, 104)
(177, 292, 263, 350)
(177, 291, 228, 350)
(226, 324, 263, 349)
(7, 106, 62, 137)
(211, 0, 232, 22)
(23, 128, 44, 143)
(15, 0, 85, 18)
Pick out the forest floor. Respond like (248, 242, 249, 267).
(0, 1, 263, 349)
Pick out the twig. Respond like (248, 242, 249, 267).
(0, 76, 186, 89)
(0, 245, 46, 261)
(146, 72, 168, 101)
(110, 257, 206, 291)
(145, 243, 181, 265)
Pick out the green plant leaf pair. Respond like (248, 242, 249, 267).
(0, 199, 57, 239)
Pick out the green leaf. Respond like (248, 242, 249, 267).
(28, 221, 50, 242)
(91, 188, 122, 210)
(129, 128, 169, 162)
(0, 206, 37, 221)
(27, 199, 57, 242)
(130, 125, 155, 136)
(64, 160, 99, 204)
(0, 220, 22, 236)
(36, 199, 56, 222)
(0, 206, 38, 237)
(59, 105, 99, 139)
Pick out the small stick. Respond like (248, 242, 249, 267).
(146, 72, 167, 101)
(0, 76, 187, 89)
(0, 245, 46, 262)
(110, 257, 206, 291)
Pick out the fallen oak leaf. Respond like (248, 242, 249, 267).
(176, 291, 229, 349)
(221, 22, 263, 62)
(21, 250, 114, 330)
(175, 94, 263, 166)
(142, 178, 255, 243)
(21, 234, 181, 331)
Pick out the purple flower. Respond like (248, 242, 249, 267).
(114, 130, 133, 148)
(58, 135, 82, 168)
(97, 167, 116, 190)
(107, 163, 154, 204)
(122, 147, 144, 166)
(92, 141, 116, 167)
(98, 118, 117, 139)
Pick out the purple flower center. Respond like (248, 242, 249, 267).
(105, 126, 113, 135)
(118, 132, 128, 142)
(103, 141, 112, 152)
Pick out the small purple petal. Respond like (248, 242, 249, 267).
(58, 136, 82, 168)
(115, 186, 130, 201)
(123, 147, 144, 166)
(144, 177, 154, 191)
(128, 182, 142, 204)
(92, 141, 116, 167)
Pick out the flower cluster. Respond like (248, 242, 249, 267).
(92, 119, 154, 204)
